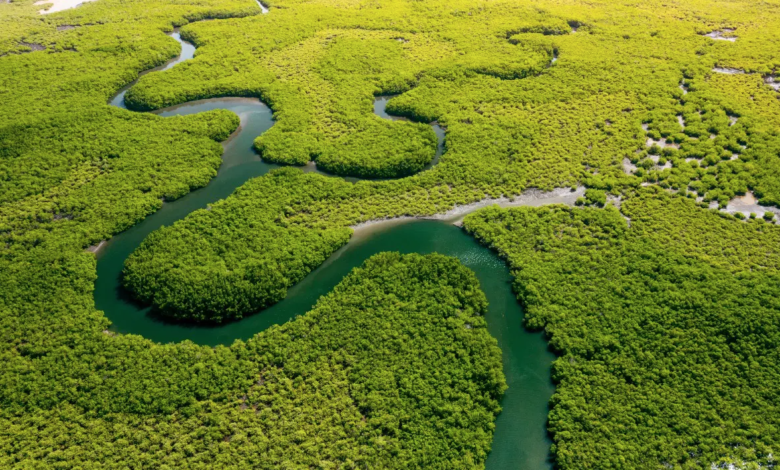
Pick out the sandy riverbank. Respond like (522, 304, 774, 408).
(350, 186, 585, 232)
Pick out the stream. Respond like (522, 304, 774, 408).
(98, 25, 562, 470)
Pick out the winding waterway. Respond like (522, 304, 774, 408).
(98, 26, 566, 470)
(110, 29, 196, 110)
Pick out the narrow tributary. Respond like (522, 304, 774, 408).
(109, 29, 196, 109)
(98, 26, 562, 470)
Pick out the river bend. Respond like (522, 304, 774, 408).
(99, 25, 563, 469)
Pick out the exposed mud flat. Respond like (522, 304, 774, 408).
(623, 157, 638, 174)
(703, 29, 737, 42)
(679, 80, 688, 95)
(712, 67, 780, 93)
(722, 191, 780, 222)
(86, 240, 106, 254)
(646, 137, 679, 149)
(713, 67, 744, 75)
(765, 76, 780, 91)
(20, 42, 46, 51)
(351, 186, 586, 231)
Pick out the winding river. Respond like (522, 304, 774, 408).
(96, 26, 573, 470)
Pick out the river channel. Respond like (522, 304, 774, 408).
(97, 26, 565, 470)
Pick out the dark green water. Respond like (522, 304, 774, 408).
(374, 94, 446, 168)
(95, 217, 555, 469)
(109, 30, 196, 109)
(99, 32, 556, 470)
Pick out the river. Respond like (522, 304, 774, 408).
(97, 26, 561, 470)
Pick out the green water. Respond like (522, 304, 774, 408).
(96, 217, 555, 469)
(98, 34, 556, 470)
(109, 30, 196, 109)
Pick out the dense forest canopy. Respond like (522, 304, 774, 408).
(122, 169, 354, 323)
(464, 192, 780, 469)
(3, 252, 506, 467)
(3, 0, 780, 467)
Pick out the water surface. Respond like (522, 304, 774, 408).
(109, 30, 195, 109)
(96, 218, 555, 470)
(100, 26, 556, 470)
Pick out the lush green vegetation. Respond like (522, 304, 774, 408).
(2, 252, 505, 467)
(4, 0, 780, 467)
(106, 0, 780, 204)
(5, 0, 780, 243)
(123, 168, 353, 322)
(464, 190, 780, 469)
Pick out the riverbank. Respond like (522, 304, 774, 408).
(350, 186, 585, 232)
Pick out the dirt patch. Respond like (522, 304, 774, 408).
(713, 67, 744, 75)
(623, 158, 638, 174)
(722, 191, 780, 222)
(703, 29, 737, 42)
(765, 76, 780, 91)
(351, 186, 586, 231)
(20, 42, 46, 52)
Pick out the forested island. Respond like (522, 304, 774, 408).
(2, 0, 780, 468)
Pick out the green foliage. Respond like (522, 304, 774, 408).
(5, 0, 780, 467)
(464, 191, 780, 469)
(123, 169, 353, 323)
(2, 252, 505, 468)
(582, 188, 606, 207)
(312, 121, 437, 178)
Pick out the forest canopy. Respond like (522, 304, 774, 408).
(3, 0, 780, 467)
(464, 192, 780, 469)
(122, 169, 354, 323)
(2, 252, 506, 468)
